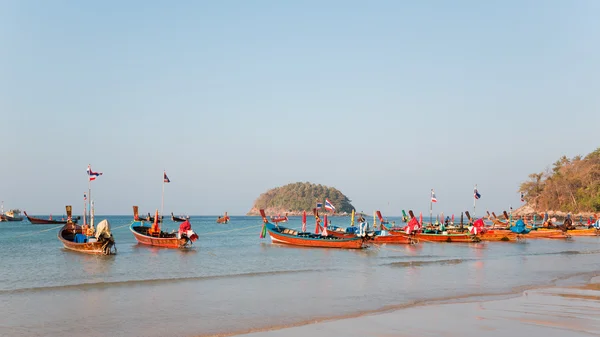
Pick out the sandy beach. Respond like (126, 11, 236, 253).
(236, 277, 600, 337)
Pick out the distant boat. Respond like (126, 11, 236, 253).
(259, 209, 367, 249)
(57, 204, 116, 255)
(1, 209, 24, 222)
(25, 211, 80, 225)
(216, 212, 230, 224)
(132, 206, 163, 223)
(270, 213, 288, 224)
(171, 212, 189, 222)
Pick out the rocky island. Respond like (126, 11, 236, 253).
(247, 182, 355, 216)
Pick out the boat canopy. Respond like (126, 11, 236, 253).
(95, 219, 112, 240)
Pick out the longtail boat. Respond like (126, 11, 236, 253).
(130, 210, 198, 249)
(465, 212, 522, 242)
(216, 212, 230, 224)
(57, 205, 116, 255)
(567, 227, 599, 236)
(132, 206, 162, 223)
(259, 209, 367, 249)
(25, 211, 80, 225)
(373, 234, 415, 244)
(171, 212, 189, 222)
(270, 213, 289, 224)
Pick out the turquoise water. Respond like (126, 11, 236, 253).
(1, 215, 599, 336)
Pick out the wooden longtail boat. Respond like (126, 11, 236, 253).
(260, 209, 366, 249)
(171, 212, 189, 222)
(25, 211, 80, 225)
(373, 234, 415, 244)
(567, 228, 599, 236)
(270, 213, 289, 224)
(57, 205, 116, 255)
(526, 229, 571, 239)
(132, 206, 162, 223)
(130, 210, 198, 249)
(413, 232, 480, 243)
(477, 230, 521, 242)
(216, 212, 230, 224)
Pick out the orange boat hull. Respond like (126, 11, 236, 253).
(527, 229, 571, 239)
(387, 230, 480, 243)
(373, 235, 414, 244)
(478, 230, 521, 242)
(266, 224, 365, 249)
(130, 222, 191, 248)
(57, 224, 115, 255)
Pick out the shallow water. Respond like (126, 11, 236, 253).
(0, 215, 599, 336)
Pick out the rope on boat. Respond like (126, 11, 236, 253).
(8, 224, 65, 239)
(202, 223, 264, 236)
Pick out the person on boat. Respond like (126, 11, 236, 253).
(178, 219, 198, 241)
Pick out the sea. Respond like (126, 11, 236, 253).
(1, 215, 599, 337)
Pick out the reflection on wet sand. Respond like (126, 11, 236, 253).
(237, 282, 600, 337)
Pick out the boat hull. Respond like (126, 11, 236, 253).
(26, 213, 79, 225)
(57, 224, 115, 255)
(568, 228, 600, 236)
(478, 230, 521, 242)
(527, 229, 571, 239)
(130, 222, 191, 248)
(266, 223, 365, 249)
(373, 234, 414, 244)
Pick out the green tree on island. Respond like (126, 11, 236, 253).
(249, 182, 355, 214)
(519, 147, 600, 212)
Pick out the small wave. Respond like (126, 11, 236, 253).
(0, 269, 319, 295)
(379, 255, 442, 260)
(387, 259, 466, 267)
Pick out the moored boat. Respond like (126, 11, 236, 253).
(57, 205, 116, 255)
(1, 208, 24, 222)
(130, 210, 198, 249)
(25, 211, 80, 225)
(133, 206, 162, 223)
(171, 212, 189, 222)
(259, 209, 367, 249)
(216, 212, 230, 224)
(270, 213, 288, 224)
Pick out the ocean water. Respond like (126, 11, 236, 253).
(0, 215, 599, 337)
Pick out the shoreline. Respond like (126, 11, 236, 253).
(228, 276, 600, 337)
(199, 272, 600, 337)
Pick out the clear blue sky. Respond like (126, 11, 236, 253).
(1, 0, 599, 216)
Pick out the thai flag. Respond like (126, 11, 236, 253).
(87, 165, 102, 181)
(324, 199, 335, 212)
(431, 189, 437, 203)
(316, 202, 323, 209)
(474, 187, 481, 200)
(164, 172, 170, 183)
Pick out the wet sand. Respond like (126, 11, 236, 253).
(235, 278, 600, 337)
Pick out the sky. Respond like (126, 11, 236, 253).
(1, 0, 599, 216)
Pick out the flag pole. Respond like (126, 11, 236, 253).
(161, 171, 165, 223)
(88, 171, 91, 227)
(430, 189, 433, 225)
(473, 184, 477, 219)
